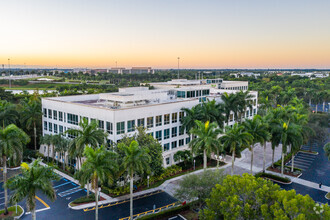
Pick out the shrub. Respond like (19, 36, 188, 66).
(255, 172, 291, 183)
(71, 194, 95, 204)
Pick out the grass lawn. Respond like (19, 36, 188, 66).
(1, 83, 58, 90)
(0, 205, 23, 218)
(326, 192, 330, 200)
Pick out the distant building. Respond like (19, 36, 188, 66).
(131, 67, 154, 74)
(108, 68, 126, 74)
(291, 72, 329, 78)
(92, 69, 108, 74)
(73, 68, 88, 74)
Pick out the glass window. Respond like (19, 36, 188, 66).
(43, 108, 47, 117)
(49, 122, 52, 132)
(106, 122, 113, 134)
(179, 139, 184, 146)
(164, 114, 170, 125)
(164, 143, 170, 151)
(48, 109, 52, 119)
(127, 120, 135, 132)
(53, 110, 57, 120)
(54, 124, 58, 133)
(179, 126, 184, 135)
(246, 111, 249, 118)
(59, 112, 63, 121)
(179, 112, 184, 121)
(171, 141, 177, 149)
(91, 118, 96, 124)
(156, 130, 162, 141)
(147, 117, 154, 128)
(137, 118, 145, 127)
(186, 137, 191, 144)
(67, 113, 78, 125)
(59, 125, 63, 133)
(230, 114, 233, 122)
(117, 122, 125, 134)
(177, 91, 186, 98)
(64, 113, 66, 122)
(253, 109, 256, 115)
(98, 120, 104, 130)
(148, 132, 154, 137)
(44, 121, 47, 131)
(172, 113, 177, 123)
(156, 115, 162, 126)
(166, 157, 170, 165)
(250, 110, 253, 116)
(172, 127, 177, 137)
(164, 129, 170, 139)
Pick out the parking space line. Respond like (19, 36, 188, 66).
(53, 182, 71, 188)
(58, 186, 83, 197)
(26, 207, 51, 215)
(294, 158, 313, 163)
(36, 195, 50, 208)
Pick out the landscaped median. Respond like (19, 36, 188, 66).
(255, 172, 292, 184)
(326, 192, 330, 200)
(69, 194, 106, 207)
(0, 205, 24, 219)
(299, 149, 319, 155)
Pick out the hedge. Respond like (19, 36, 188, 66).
(71, 194, 95, 204)
(255, 172, 291, 183)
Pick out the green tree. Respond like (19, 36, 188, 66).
(189, 120, 222, 170)
(5, 160, 59, 220)
(221, 92, 238, 125)
(54, 135, 69, 169)
(243, 115, 270, 173)
(121, 140, 150, 220)
(40, 134, 53, 162)
(221, 123, 252, 175)
(0, 124, 30, 214)
(20, 96, 42, 151)
(0, 101, 18, 128)
(67, 118, 107, 169)
(324, 142, 330, 161)
(79, 146, 118, 220)
(173, 150, 192, 169)
(174, 170, 224, 208)
(181, 105, 202, 134)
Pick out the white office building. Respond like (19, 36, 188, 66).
(40, 79, 258, 168)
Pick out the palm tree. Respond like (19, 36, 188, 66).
(189, 120, 222, 170)
(221, 123, 252, 175)
(20, 97, 42, 151)
(122, 140, 150, 220)
(5, 159, 59, 220)
(40, 134, 53, 162)
(200, 100, 226, 129)
(243, 116, 270, 173)
(79, 146, 117, 220)
(236, 90, 253, 123)
(221, 92, 237, 125)
(274, 121, 302, 176)
(181, 105, 202, 134)
(54, 135, 69, 169)
(0, 124, 30, 214)
(67, 118, 107, 169)
(0, 101, 18, 128)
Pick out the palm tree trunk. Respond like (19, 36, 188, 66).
(250, 145, 254, 174)
(316, 104, 318, 113)
(203, 149, 207, 170)
(281, 152, 285, 176)
(87, 181, 90, 196)
(323, 101, 325, 112)
(231, 149, 235, 175)
(52, 145, 55, 163)
(291, 155, 294, 173)
(309, 98, 311, 106)
(130, 173, 134, 220)
(263, 142, 266, 173)
(272, 144, 275, 168)
(3, 156, 8, 215)
(31, 208, 36, 220)
(95, 178, 99, 220)
(216, 149, 219, 168)
(34, 121, 37, 151)
(47, 145, 50, 162)
(62, 152, 65, 170)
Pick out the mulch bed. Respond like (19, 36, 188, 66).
(0, 211, 17, 218)
(267, 167, 300, 177)
(71, 196, 105, 206)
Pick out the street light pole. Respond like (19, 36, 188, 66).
(193, 159, 196, 170)
(177, 57, 180, 79)
(147, 175, 150, 188)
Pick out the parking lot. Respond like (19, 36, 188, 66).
(286, 145, 318, 171)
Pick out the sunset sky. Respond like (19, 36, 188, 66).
(1, 0, 330, 69)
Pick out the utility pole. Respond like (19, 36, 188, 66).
(8, 58, 11, 88)
(177, 57, 180, 79)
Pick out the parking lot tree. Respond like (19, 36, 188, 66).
(221, 123, 252, 175)
(201, 174, 330, 220)
(189, 120, 222, 170)
(66, 118, 107, 169)
(243, 115, 270, 174)
(121, 140, 150, 220)
(119, 126, 163, 176)
(6, 159, 59, 220)
(79, 146, 118, 220)
(175, 169, 225, 208)
(0, 124, 30, 215)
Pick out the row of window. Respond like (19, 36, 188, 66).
(163, 137, 190, 152)
(154, 126, 185, 141)
(177, 89, 210, 98)
(44, 121, 64, 134)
